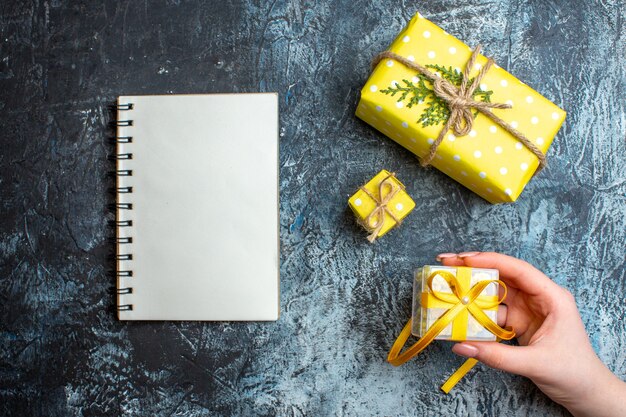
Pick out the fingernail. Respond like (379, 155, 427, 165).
(436, 253, 457, 261)
(452, 343, 479, 358)
(458, 251, 480, 258)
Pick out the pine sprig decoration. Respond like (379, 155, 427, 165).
(379, 64, 494, 127)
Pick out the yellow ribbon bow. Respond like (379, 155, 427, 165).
(387, 268, 515, 393)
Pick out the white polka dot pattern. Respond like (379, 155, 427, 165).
(356, 13, 565, 204)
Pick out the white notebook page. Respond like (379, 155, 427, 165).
(116, 94, 279, 320)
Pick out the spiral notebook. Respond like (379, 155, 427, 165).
(114, 93, 280, 321)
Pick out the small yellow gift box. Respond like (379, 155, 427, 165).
(388, 265, 515, 393)
(348, 170, 415, 242)
(356, 12, 566, 203)
(413, 265, 499, 341)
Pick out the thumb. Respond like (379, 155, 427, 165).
(452, 342, 537, 377)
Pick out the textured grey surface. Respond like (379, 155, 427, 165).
(1, 1, 625, 416)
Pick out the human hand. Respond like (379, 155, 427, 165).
(436, 252, 626, 417)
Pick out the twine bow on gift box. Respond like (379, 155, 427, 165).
(387, 269, 515, 393)
(372, 45, 547, 172)
(358, 173, 404, 243)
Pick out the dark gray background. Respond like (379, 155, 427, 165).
(1, 1, 624, 416)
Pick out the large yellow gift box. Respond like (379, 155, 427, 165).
(356, 12, 566, 203)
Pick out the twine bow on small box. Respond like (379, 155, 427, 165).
(358, 173, 404, 242)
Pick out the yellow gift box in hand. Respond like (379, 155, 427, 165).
(357, 12, 566, 203)
(388, 266, 515, 393)
(348, 170, 415, 242)
(414, 266, 501, 341)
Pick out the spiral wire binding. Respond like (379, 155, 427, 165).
(108, 153, 133, 161)
(112, 136, 133, 143)
(114, 220, 133, 226)
(114, 203, 133, 210)
(112, 102, 135, 313)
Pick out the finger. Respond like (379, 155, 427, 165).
(497, 304, 508, 327)
(439, 257, 465, 267)
(436, 253, 461, 263)
(452, 341, 537, 378)
(460, 252, 560, 297)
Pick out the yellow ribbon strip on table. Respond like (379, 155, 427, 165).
(387, 268, 515, 393)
